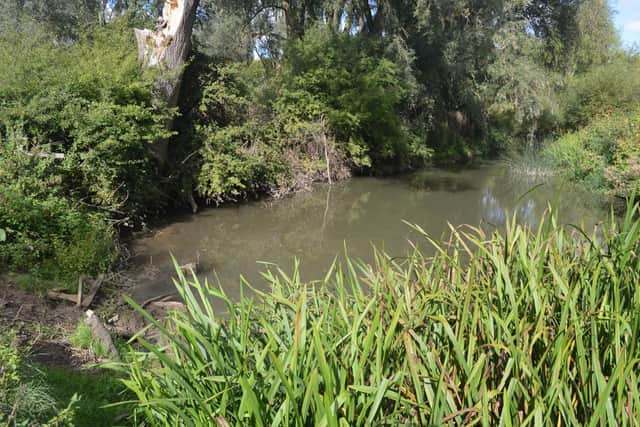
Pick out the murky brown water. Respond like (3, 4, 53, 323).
(128, 162, 608, 302)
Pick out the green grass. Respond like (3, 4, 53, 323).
(12, 273, 69, 294)
(70, 321, 109, 359)
(1, 329, 130, 426)
(41, 366, 132, 427)
(112, 202, 640, 426)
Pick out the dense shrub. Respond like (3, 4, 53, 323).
(0, 186, 115, 282)
(561, 56, 640, 129)
(117, 204, 640, 425)
(0, 133, 115, 282)
(281, 28, 427, 167)
(539, 55, 640, 195)
(191, 29, 430, 203)
(544, 108, 640, 196)
(0, 18, 170, 280)
(0, 21, 171, 219)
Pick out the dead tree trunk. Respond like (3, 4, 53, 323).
(135, 0, 199, 163)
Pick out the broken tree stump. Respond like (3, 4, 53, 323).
(85, 309, 120, 361)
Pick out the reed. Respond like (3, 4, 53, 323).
(114, 202, 640, 426)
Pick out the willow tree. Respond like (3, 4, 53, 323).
(135, 0, 199, 163)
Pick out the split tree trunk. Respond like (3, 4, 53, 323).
(135, 0, 199, 163)
(85, 310, 120, 361)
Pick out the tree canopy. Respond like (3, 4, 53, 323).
(0, 0, 636, 280)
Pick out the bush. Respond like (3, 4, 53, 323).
(282, 28, 425, 167)
(0, 185, 115, 283)
(544, 108, 640, 196)
(0, 134, 115, 283)
(117, 204, 640, 425)
(0, 18, 171, 220)
(562, 56, 640, 129)
(190, 29, 431, 203)
(0, 17, 170, 281)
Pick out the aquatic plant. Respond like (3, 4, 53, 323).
(116, 202, 640, 425)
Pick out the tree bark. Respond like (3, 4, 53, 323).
(135, 0, 199, 163)
(282, 0, 307, 39)
(85, 309, 120, 361)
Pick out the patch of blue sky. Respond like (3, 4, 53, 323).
(612, 0, 640, 49)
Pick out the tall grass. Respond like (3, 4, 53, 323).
(115, 203, 640, 426)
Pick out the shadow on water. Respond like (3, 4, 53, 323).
(127, 161, 610, 307)
(405, 173, 477, 193)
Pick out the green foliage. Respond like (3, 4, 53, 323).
(116, 202, 640, 425)
(0, 132, 115, 283)
(562, 56, 640, 129)
(540, 48, 640, 195)
(282, 28, 423, 166)
(483, 22, 561, 149)
(0, 19, 171, 218)
(192, 28, 430, 203)
(0, 331, 78, 426)
(191, 63, 283, 203)
(544, 108, 640, 196)
(41, 366, 132, 427)
(0, 16, 171, 281)
(70, 322, 108, 359)
(572, 0, 619, 72)
(0, 185, 115, 283)
(524, 0, 618, 73)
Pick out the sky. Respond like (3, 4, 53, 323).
(612, 0, 640, 48)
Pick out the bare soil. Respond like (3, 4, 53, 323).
(0, 281, 81, 340)
(1, 267, 182, 370)
(0, 280, 95, 368)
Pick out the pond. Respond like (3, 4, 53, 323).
(128, 161, 609, 303)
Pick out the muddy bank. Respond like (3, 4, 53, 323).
(0, 268, 184, 370)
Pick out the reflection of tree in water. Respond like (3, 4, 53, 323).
(131, 163, 608, 299)
(481, 188, 541, 227)
(408, 173, 477, 193)
(192, 182, 369, 281)
(481, 188, 508, 225)
(478, 167, 604, 231)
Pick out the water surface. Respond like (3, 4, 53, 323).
(129, 162, 607, 302)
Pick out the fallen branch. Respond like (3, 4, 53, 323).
(47, 274, 104, 308)
(81, 274, 104, 309)
(47, 290, 79, 304)
(141, 292, 176, 309)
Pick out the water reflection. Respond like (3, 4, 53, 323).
(129, 162, 607, 302)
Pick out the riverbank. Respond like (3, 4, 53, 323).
(115, 201, 640, 425)
(2, 192, 637, 425)
(0, 276, 127, 426)
(0, 268, 184, 426)
(0, 158, 625, 424)
(0, 160, 612, 356)
(0, 259, 184, 369)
